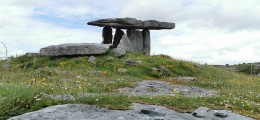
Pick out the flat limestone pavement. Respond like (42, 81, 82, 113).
(8, 103, 254, 120)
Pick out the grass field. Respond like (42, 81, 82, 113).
(0, 52, 259, 119)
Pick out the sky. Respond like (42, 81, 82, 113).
(0, 0, 260, 65)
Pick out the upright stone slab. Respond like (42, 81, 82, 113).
(113, 29, 124, 48)
(127, 29, 143, 52)
(102, 26, 113, 44)
(112, 34, 132, 56)
(142, 29, 150, 55)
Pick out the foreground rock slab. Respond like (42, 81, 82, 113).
(8, 103, 254, 120)
(40, 43, 111, 56)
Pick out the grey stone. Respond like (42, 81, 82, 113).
(8, 103, 254, 120)
(191, 107, 253, 120)
(174, 76, 197, 81)
(88, 17, 175, 30)
(119, 80, 217, 97)
(45, 94, 76, 101)
(102, 26, 113, 44)
(39, 43, 111, 56)
(142, 29, 150, 55)
(88, 56, 96, 62)
(2, 62, 11, 68)
(112, 34, 132, 56)
(107, 56, 114, 61)
(87, 70, 103, 75)
(160, 65, 170, 72)
(113, 29, 124, 47)
(192, 107, 210, 118)
(152, 67, 160, 72)
(127, 29, 143, 52)
(118, 68, 127, 73)
(124, 59, 141, 66)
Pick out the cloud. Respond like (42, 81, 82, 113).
(1, 0, 260, 64)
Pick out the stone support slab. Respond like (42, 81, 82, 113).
(102, 26, 113, 44)
(113, 29, 124, 48)
(142, 29, 150, 55)
(127, 29, 143, 52)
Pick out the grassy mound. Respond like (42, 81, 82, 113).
(0, 52, 259, 119)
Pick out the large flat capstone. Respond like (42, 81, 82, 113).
(39, 43, 111, 56)
(87, 17, 175, 30)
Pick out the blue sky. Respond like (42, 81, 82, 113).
(1, 0, 260, 65)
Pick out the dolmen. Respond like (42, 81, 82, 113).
(39, 18, 175, 56)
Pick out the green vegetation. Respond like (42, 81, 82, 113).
(236, 63, 260, 75)
(0, 52, 260, 119)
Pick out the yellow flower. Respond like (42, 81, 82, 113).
(58, 61, 69, 66)
(247, 103, 251, 106)
(173, 89, 179, 94)
(77, 85, 82, 90)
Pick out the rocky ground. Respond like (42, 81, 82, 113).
(8, 80, 255, 120)
(8, 103, 254, 120)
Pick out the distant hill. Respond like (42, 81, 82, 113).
(214, 63, 260, 75)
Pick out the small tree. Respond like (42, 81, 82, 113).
(225, 64, 229, 67)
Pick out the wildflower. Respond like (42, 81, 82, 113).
(247, 103, 251, 106)
(59, 61, 69, 66)
(36, 98, 42, 101)
(77, 85, 82, 90)
(96, 99, 99, 102)
(173, 89, 179, 94)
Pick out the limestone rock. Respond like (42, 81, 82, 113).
(8, 103, 254, 120)
(107, 56, 114, 61)
(88, 17, 175, 30)
(102, 26, 113, 44)
(2, 62, 11, 68)
(45, 94, 76, 101)
(173, 76, 197, 81)
(118, 68, 127, 73)
(88, 56, 96, 62)
(142, 29, 150, 55)
(113, 29, 124, 47)
(127, 29, 143, 52)
(124, 59, 141, 66)
(112, 34, 132, 56)
(39, 43, 111, 56)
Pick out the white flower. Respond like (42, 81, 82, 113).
(36, 98, 42, 101)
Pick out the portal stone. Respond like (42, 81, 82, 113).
(102, 26, 112, 44)
(112, 34, 132, 56)
(113, 29, 124, 48)
(127, 29, 143, 52)
(142, 29, 150, 55)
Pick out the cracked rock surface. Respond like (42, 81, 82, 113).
(8, 103, 254, 120)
